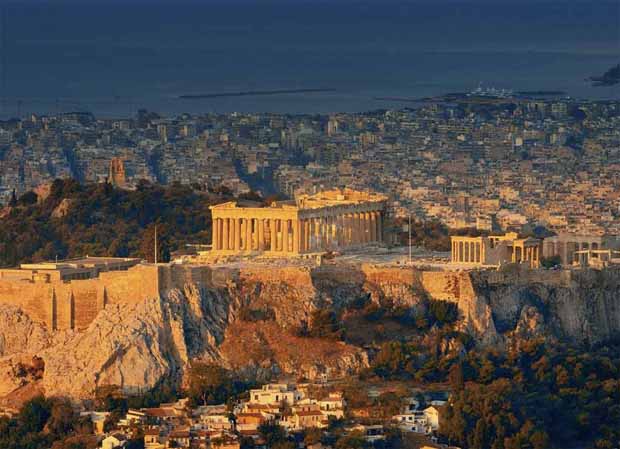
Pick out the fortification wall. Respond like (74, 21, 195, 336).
(420, 270, 476, 302)
(481, 266, 572, 287)
(0, 259, 603, 337)
(0, 265, 160, 331)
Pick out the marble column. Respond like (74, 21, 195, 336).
(328, 215, 335, 246)
(370, 212, 377, 242)
(257, 219, 264, 251)
(234, 219, 241, 251)
(240, 219, 246, 250)
(293, 220, 300, 253)
(270, 219, 277, 252)
(213, 218, 220, 250)
(222, 218, 229, 251)
(228, 218, 234, 250)
(376, 212, 382, 243)
(282, 220, 290, 253)
(314, 218, 321, 250)
(304, 219, 311, 251)
(359, 213, 365, 244)
(350, 213, 357, 245)
(364, 212, 371, 243)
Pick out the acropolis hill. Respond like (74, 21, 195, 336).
(1, 189, 620, 402)
(2, 243, 620, 400)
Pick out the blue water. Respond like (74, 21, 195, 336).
(0, 0, 618, 117)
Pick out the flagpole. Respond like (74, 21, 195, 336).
(154, 224, 158, 265)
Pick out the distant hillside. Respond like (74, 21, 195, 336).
(589, 63, 620, 87)
(0, 179, 231, 267)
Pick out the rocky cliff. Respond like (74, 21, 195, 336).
(1, 264, 619, 402)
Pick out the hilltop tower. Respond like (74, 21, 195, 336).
(108, 157, 127, 188)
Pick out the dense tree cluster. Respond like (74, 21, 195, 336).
(186, 363, 254, 408)
(297, 309, 345, 340)
(0, 396, 96, 449)
(0, 179, 227, 267)
(393, 219, 451, 252)
(440, 340, 620, 448)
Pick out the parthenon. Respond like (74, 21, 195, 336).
(209, 188, 387, 256)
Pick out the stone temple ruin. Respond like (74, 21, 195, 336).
(209, 188, 387, 256)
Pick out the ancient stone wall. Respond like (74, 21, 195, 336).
(0, 265, 160, 331)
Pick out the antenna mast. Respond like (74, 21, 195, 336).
(408, 213, 412, 265)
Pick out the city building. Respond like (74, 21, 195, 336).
(0, 257, 142, 282)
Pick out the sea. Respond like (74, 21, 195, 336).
(0, 0, 618, 118)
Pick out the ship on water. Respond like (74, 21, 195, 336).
(468, 83, 514, 99)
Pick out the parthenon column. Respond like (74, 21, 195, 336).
(314, 218, 321, 250)
(356, 213, 364, 245)
(213, 218, 220, 250)
(282, 220, 289, 253)
(345, 214, 353, 245)
(269, 219, 277, 252)
(364, 212, 371, 243)
(222, 218, 229, 251)
(377, 212, 382, 243)
(359, 213, 365, 244)
(293, 220, 300, 254)
(229, 218, 235, 249)
(370, 212, 377, 242)
(257, 219, 264, 251)
(335, 214, 342, 247)
(234, 218, 241, 251)
(239, 219, 245, 250)
(328, 216, 335, 246)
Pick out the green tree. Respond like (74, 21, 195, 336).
(449, 362, 465, 391)
(305, 309, 343, 340)
(46, 399, 76, 436)
(257, 422, 288, 447)
(19, 396, 51, 433)
(8, 189, 17, 207)
(139, 224, 170, 263)
(187, 363, 232, 406)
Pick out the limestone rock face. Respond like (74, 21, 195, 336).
(0, 305, 51, 357)
(40, 286, 232, 398)
(0, 305, 51, 398)
(475, 268, 620, 346)
(1, 265, 619, 402)
(51, 198, 73, 218)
